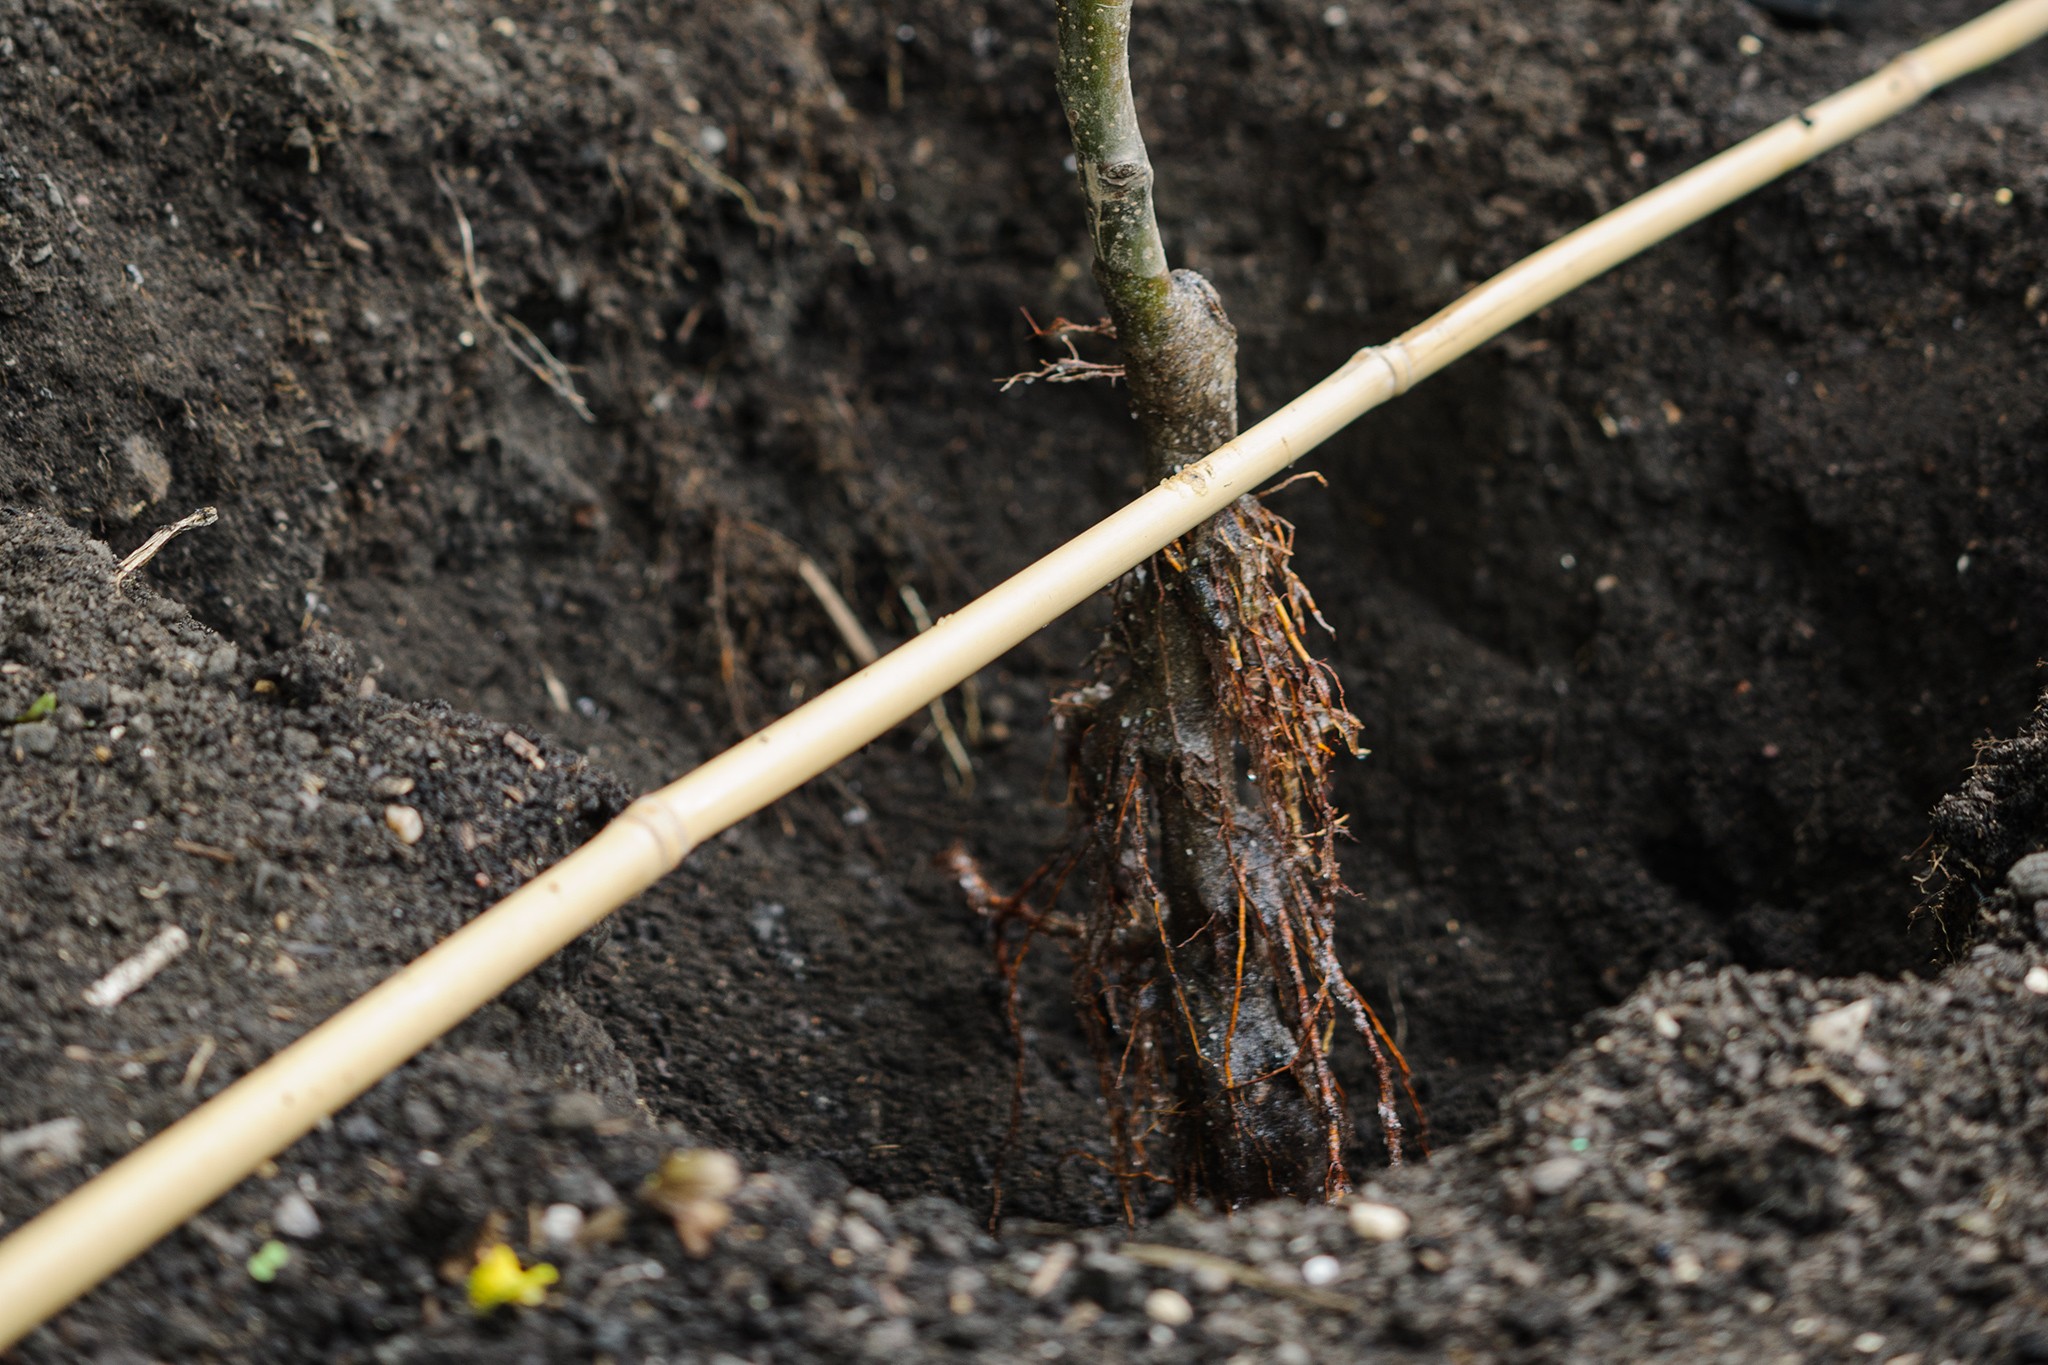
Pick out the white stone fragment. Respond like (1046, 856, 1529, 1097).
(273, 1191, 322, 1240)
(82, 925, 190, 1010)
(1529, 1156, 1588, 1197)
(538, 1203, 585, 1248)
(1348, 1201, 1411, 1243)
(1806, 998, 1873, 1054)
(0, 1117, 85, 1165)
(384, 804, 425, 845)
(1143, 1287, 1193, 1327)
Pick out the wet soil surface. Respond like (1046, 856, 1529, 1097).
(2, 0, 2047, 1359)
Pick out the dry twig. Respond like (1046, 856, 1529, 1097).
(733, 519, 975, 794)
(651, 129, 779, 235)
(897, 585, 974, 793)
(115, 507, 218, 585)
(707, 514, 752, 737)
(1120, 1242, 1360, 1313)
(432, 167, 595, 423)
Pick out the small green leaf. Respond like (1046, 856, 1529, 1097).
(14, 692, 55, 724)
(247, 1239, 292, 1283)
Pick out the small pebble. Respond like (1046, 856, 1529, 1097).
(1669, 1249, 1703, 1284)
(2007, 851, 2048, 902)
(1348, 1200, 1411, 1243)
(273, 1191, 321, 1240)
(1301, 1254, 1340, 1286)
(1806, 998, 1872, 1054)
(544, 1096, 606, 1137)
(538, 1203, 585, 1248)
(402, 1097, 446, 1140)
(1851, 1331, 1886, 1355)
(1143, 1287, 1193, 1327)
(2024, 966, 2048, 997)
(384, 804, 424, 845)
(863, 1320, 915, 1356)
(548, 1092, 609, 1132)
(11, 721, 57, 757)
(840, 1214, 885, 1255)
(1529, 1156, 1587, 1196)
(750, 902, 791, 950)
(1652, 1008, 1682, 1039)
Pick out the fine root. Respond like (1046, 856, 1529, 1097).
(997, 310, 1125, 391)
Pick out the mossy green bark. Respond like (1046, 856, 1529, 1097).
(1054, 0, 1237, 481)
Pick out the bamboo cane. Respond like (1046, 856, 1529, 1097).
(2, 0, 2044, 1347)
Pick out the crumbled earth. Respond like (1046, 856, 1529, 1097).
(2, 0, 2047, 1359)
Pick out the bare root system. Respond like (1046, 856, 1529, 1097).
(968, 494, 1420, 1215)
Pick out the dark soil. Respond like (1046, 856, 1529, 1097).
(2, 0, 2046, 1359)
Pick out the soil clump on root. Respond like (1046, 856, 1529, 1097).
(2, 0, 2047, 1360)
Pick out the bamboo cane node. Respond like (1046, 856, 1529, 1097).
(618, 797, 695, 868)
(1360, 339, 1417, 397)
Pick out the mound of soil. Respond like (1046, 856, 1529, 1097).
(3, 0, 2047, 1359)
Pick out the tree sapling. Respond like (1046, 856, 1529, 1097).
(1039, 0, 1413, 1209)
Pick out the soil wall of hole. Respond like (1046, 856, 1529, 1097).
(1, 0, 2046, 1358)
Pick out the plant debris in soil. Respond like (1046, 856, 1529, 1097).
(2, 0, 2048, 1359)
